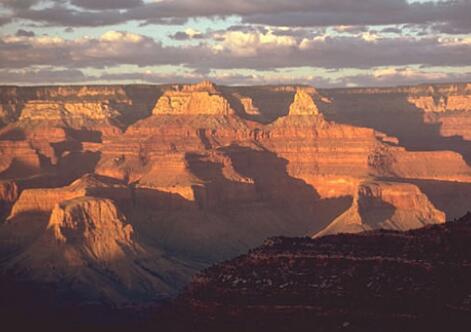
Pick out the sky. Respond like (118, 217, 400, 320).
(0, 0, 471, 87)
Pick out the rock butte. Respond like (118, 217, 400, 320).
(1, 80, 471, 304)
(8, 196, 196, 303)
(152, 81, 234, 115)
(288, 88, 320, 115)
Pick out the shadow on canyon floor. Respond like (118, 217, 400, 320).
(358, 198, 396, 229)
(225, 87, 296, 123)
(117, 85, 164, 128)
(219, 145, 352, 234)
(322, 92, 471, 166)
(380, 177, 471, 220)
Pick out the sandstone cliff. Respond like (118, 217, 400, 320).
(7, 174, 131, 221)
(315, 181, 445, 237)
(288, 88, 320, 116)
(6, 197, 197, 303)
(152, 81, 234, 116)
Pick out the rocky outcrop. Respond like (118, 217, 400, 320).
(19, 101, 118, 122)
(315, 181, 445, 237)
(288, 89, 320, 116)
(408, 95, 471, 113)
(6, 197, 197, 303)
(0, 140, 42, 179)
(152, 81, 234, 116)
(7, 174, 131, 220)
(376, 148, 471, 182)
(0, 180, 18, 219)
(47, 197, 134, 254)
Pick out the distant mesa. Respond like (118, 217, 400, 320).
(152, 80, 235, 116)
(237, 95, 261, 116)
(181, 80, 218, 93)
(314, 181, 446, 237)
(408, 95, 471, 113)
(19, 100, 117, 122)
(288, 88, 320, 116)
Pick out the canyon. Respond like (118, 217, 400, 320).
(0, 80, 471, 312)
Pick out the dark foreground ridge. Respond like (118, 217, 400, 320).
(156, 212, 471, 332)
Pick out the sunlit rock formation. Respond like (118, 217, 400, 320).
(7, 174, 131, 220)
(315, 181, 445, 237)
(288, 88, 320, 116)
(5, 197, 196, 303)
(152, 81, 234, 115)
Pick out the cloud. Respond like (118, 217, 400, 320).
(0, 31, 195, 69)
(16, 5, 129, 27)
(0, 67, 88, 84)
(211, 30, 297, 57)
(338, 67, 471, 87)
(205, 31, 471, 70)
(2, 64, 470, 88)
(15, 29, 35, 37)
(7, 0, 471, 34)
(333, 25, 369, 34)
(0, 15, 12, 26)
(169, 28, 205, 41)
(70, 0, 143, 10)
(243, 0, 471, 30)
(1, 30, 471, 73)
(1, 0, 42, 10)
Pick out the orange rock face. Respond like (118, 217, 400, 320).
(152, 81, 234, 115)
(288, 89, 320, 115)
(1, 80, 471, 303)
(315, 181, 445, 237)
(6, 197, 196, 303)
(7, 174, 131, 221)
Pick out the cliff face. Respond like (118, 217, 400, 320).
(152, 81, 234, 115)
(7, 173, 131, 220)
(1, 81, 471, 306)
(7, 197, 196, 304)
(407, 95, 471, 113)
(315, 181, 446, 237)
(288, 89, 320, 115)
(321, 82, 471, 166)
(169, 214, 471, 332)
